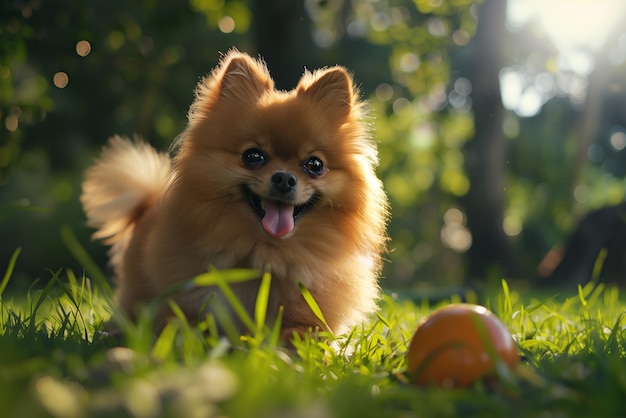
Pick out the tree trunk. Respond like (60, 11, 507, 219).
(462, 0, 519, 280)
(252, 0, 315, 89)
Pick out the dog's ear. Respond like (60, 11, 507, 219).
(216, 50, 274, 102)
(191, 49, 274, 118)
(297, 67, 355, 122)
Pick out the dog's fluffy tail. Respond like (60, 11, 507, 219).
(81, 135, 171, 246)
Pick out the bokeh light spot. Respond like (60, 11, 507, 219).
(610, 128, 626, 151)
(76, 40, 91, 57)
(5, 114, 18, 132)
(53, 72, 69, 88)
(219, 16, 235, 33)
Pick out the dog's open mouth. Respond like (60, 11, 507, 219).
(245, 187, 319, 238)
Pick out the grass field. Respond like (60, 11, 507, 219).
(1, 245, 626, 418)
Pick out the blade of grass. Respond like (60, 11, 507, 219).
(152, 321, 179, 362)
(587, 282, 605, 308)
(0, 247, 20, 297)
(55, 277, 90, 340)
(376, 312, 391, 329)
(168, 300, 188, 326)
(30, 270, 62, 325)
(193, 268, 259, 286)
(591, 248, 608, 281)
(501, 279, 513, 325)
(469, 310, 518, 389)
(200, 313, 221, 347)
(578, 284, 588, 307)
(213, 302, 245, 345)
(215, 275, 255, 333)
(254, 270, 272, 335)
(269, 306, 284, 346)
(297, 282, 330, 333)
(61, 226, 112, 298)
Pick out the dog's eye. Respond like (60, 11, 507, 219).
(242, 148, 266, 168)
(303, 156, 324, 177)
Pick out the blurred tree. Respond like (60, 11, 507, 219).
(462, 0, 519, 280)
(252, 0, 315, 89)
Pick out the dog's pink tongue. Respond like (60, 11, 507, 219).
(262, 200, 295, 238)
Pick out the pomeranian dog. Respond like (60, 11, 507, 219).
(81, 49, 388, 340)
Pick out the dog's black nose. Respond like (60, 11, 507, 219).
(271, 172, 297, 193)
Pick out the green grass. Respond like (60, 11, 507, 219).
(1, 249, 626, 417)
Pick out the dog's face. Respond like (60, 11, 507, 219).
(220, 91, 351, 240)
(173, 51, 377, 242)
(238, 138, 324, 239)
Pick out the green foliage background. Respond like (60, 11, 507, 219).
(2, 0, 626, 290)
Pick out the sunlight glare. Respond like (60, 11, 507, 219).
(503, 0, 626, 116)
(508, 0, 626, 52)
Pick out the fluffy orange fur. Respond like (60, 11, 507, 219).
(81, 50, 388, 339)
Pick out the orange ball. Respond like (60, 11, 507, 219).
(406, 303, 518, 387)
